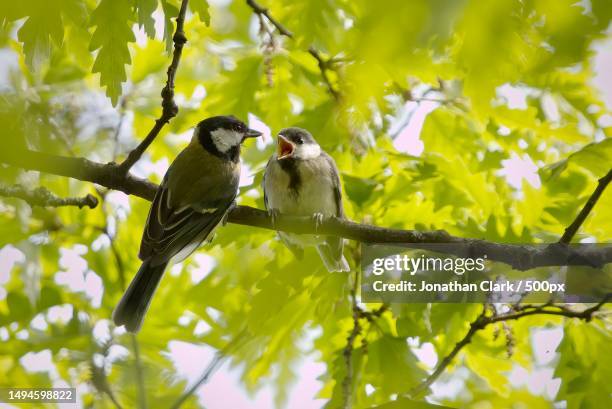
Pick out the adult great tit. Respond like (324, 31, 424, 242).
(113, 115, 261, 332)
(263, 127, 349, 272)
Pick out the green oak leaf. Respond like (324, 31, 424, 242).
(89, 0, 136, 105)
(161, 0, 179, 53)
(136, 0, 158, 39)
(541, 138, 612, 181)
(17, 0, 63, 71)
(190, 0, 211, 26)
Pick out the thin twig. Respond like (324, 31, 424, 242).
(89, 359, 124, 409)
(170, 330, 248, 409)
(0, 184, 98, 209)
(99, 191, 143, 409)
(112, 97, 128, 161)
(130, 334, 148, 409)
(107, 390, 124, 409)
(408, 296, 611, 397)
(341, 270, 361, 409)
(307, 47, 340, 100)
(408, 307, 488, 397)
(245, 0, 340, 99)
(108, 233, 127, 290)
(117, 0, 190, 173)
(107, 390, 123, 409)
(246, 0, 292, 37)
(559, 168, 612, 243)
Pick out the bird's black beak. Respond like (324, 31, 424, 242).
(244, 128, 263, 138)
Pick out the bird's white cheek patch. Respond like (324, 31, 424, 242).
(295, 144, 321, 159)
(210, 128, 243, 152)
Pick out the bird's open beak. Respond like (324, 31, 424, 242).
(277, 134, 295, 160)
(244, 128, 263, 138)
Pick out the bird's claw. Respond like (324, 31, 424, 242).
(268, 208, 280, 229)
(313, 213, 325, 233)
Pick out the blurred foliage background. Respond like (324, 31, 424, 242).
(0, 0, 611, 408)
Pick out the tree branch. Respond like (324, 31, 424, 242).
(117, 0, 190, 173)
(228, 206, 612, 270)
(0, 148, 158, 200)
(0, 184, 98, 209)
(2, 149, 612, 268)
(408, 296, 611, 397)
(559, 168, 612, 244)
(245, 0, 340, 99)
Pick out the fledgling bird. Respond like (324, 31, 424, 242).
(263, 127, 349, 272)
(113, 115, 261, 332)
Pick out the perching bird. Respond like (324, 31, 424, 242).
(263, 127, 349, 272)
(113, 115, 261, 332)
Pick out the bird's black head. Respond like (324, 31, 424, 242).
(276, 127, 320, 160)
(197, 115, 261, 161)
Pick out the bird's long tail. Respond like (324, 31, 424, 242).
(316, 241, 350, 272)
(112, 259, 167, 333)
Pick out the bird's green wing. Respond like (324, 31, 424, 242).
(139, 145, 239, 265)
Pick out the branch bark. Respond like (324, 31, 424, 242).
(0, 148, 157, 200)
(2, 149, 612, 270)
(559, 168, 612, 244)
(408, 295, 611, 397)
(245, 0, 340, 99)
(228, 205, 612, 270)
(117, 0, 190, 173)
(0, 184, 98, 209)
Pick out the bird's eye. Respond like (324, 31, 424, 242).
(233, 123, 245, 132)
(297, 138, 304, 145)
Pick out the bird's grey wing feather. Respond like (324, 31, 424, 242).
(321, 152, 348, 271)
(322, 152, 344, 218)
(262, 158, 271, 211)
